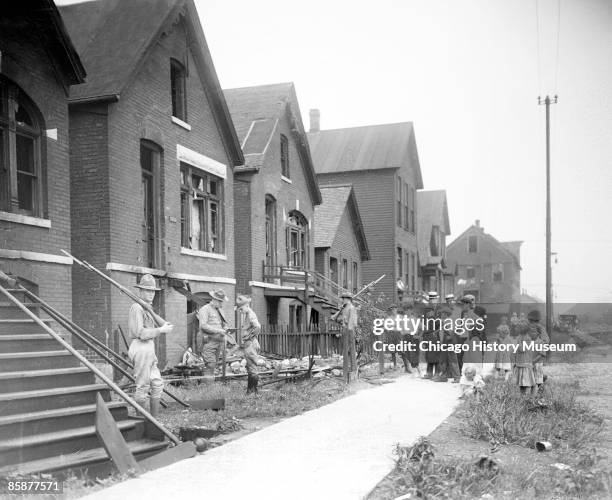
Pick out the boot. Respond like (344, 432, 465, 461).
(246, 374, 259, 394)
(149, 397, 161, 418)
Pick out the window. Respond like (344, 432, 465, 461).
(412, 253, 417, 290)
(396, 177, 402, 227)
(397, 247, 403, 279)
(170, 59, 187, 121)
(430, 226, 440, 257)
(409, 187, 415, 233)
(405, 251, 410, 288)
(466, 266, 475, 279)
(140, 141, 161, 268)
(265, 195, 277, 266)
(330, 257, 338, 284)
(403, 183, 409, 230)
(180, 163, 224, 253)
(280, 134, 290, 178)
(342, 259, 348, 289)
(468, 235, 478, 253)
(493, 264, 503, 282)
(286, 210, 308, 267)
(0, 79, 44, 216)
(352, 262, 358, 294)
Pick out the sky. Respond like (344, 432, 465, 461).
(57, 0, 612, 303)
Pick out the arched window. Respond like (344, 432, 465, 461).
(265, 195, 277, 266)
(286, 210, 308, 268)
(0, 78, 45, 217)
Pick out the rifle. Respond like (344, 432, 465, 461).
(61, 250, 169, 328)
(353, 274, 385, 301)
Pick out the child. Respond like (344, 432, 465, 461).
(495, 324, 512, 380)
(513, 326, 535, 394)
(459, 365, 485, 398)
(529, 325, 545, 394)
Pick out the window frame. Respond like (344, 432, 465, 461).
(342, 258, 348, 289)
(180, 162, 225, 255)
(265, 195, 277, 267)
(403, 182, 409, 231)
(280, 134, 290, 178)
(286, 210, 308, 268)
(170, 59, 187, 122)
(493, 263, 504, 282)
(396, 176, 402, 227)
(352, 261, 358, 294)
(0, 79, 45, 217)
(468, 235, 478, 253)
(396, 246, 403, 280)
(466, 266, 476, 279)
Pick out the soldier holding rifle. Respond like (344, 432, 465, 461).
(128, 274, 174, 417)
(331, 292, 358, 382)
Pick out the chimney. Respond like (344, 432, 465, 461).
(475, 219, 480, 228)
(309, 109, 320, 133)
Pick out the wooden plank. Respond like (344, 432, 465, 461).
(189, 398, 225, 411)
(138, 441, 196, 471)
(95, 393, 142, 475)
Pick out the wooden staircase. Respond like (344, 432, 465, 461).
(0, 291, 168, 478)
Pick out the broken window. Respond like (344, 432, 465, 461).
(171, 59, 187, 121)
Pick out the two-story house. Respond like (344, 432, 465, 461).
(60, 0, 244, 366)
(416, 190, 452, 298)
(223, 83, 321, 330)
(308, 113, 423, 303)
(313, 184, 370, 320)
(445, 220, 522, 304)
(0, 0, 85, 316)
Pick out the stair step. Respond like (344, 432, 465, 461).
(0, 366, 94, 393)
(0, 401, 127, 439)
(0, 319, 54, 335)
(0, 334, 62, 353)
(0, 420, 139, 466)
(0, 350, 78, 371)
(0, 438, 168, 477)
(0, 302, 41, 320)
(0, 383, 109, 416)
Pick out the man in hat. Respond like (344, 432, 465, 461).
(445, 294, 455, 306)
(128, 274, 174, 417)
(234, 295, 262, 394)
(435, 305, 461, 382)
(331, 292, 358, 382)
(383, 304, 401, 371)
(457, 294, 477, 372)
(197, 289, 229, 380)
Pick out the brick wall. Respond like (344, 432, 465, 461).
(0, 25, 73, 315)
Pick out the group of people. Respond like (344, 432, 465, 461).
(127, 274, 263, 417)
(383, 292, 550, 396)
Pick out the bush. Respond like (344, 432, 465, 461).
(463, 379, 603, 449)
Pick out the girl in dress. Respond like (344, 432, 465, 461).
(495, 324, 512, 380)
(513, 326, 535, 394)
(529, 325, 545, 393)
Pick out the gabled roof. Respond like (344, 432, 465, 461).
(447, 223, 523, 269)
(307, 122, 423, 188)
(2, 0, 86, 87)
(59, 0, 243, 167)
(223, 83, 322, 204)
(417, 190, 450, 267)
(313, 185, 370, 261)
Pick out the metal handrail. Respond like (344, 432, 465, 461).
(0, 283, 180, 445)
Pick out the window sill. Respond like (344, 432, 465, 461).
(0, 211, 51, 228)
(281, 175, 292, 184)
(172, 116, 192, 131)
(180, 247, 227, 261)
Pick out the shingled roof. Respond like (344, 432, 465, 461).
(223, 83, 322, 204)
(417, 190, 450, 267)
(307, 122, 423, 188)
(59, 0, 243, 167)
(313, 185, 369, 261)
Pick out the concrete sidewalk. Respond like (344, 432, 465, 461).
(87, 376, 460, 500)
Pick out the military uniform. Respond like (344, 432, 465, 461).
(234, 299, 261, 393)
(333, 298, 358, 380)
(197, 302, 227, 377)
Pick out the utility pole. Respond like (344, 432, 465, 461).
(538, 95, 558, 339)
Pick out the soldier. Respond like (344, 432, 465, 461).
(235, 295, 262, 394)
(197, 289, 229, 381)
(331, 292, 358, 382)
(128, 274, 173, 417)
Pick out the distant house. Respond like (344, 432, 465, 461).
(308, 115, 423, 303)
(0, 1, 85, 316)
(60, 0, 243, 365)
(223, 83, 322, 329)
(416, 190, 452, 298)
(313, 185, 370, 316)
(445, 220, 522, 304)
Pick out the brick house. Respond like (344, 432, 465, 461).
(60, 0, 243, 366)
(445, 220, 522, 304)
(416, 190, 452, 298)
(313, 185, 370, 318)
(223, 83, 322, 329)
(308, 116, 423, 304)
(0, 1, 85, 316)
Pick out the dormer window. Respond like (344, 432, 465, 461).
(171, 59, 187, 122)
(280, 134, 290, 178)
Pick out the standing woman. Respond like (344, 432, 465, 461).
(128, 274, 174, 417)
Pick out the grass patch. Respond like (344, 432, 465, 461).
(463, 378, 604, 450)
